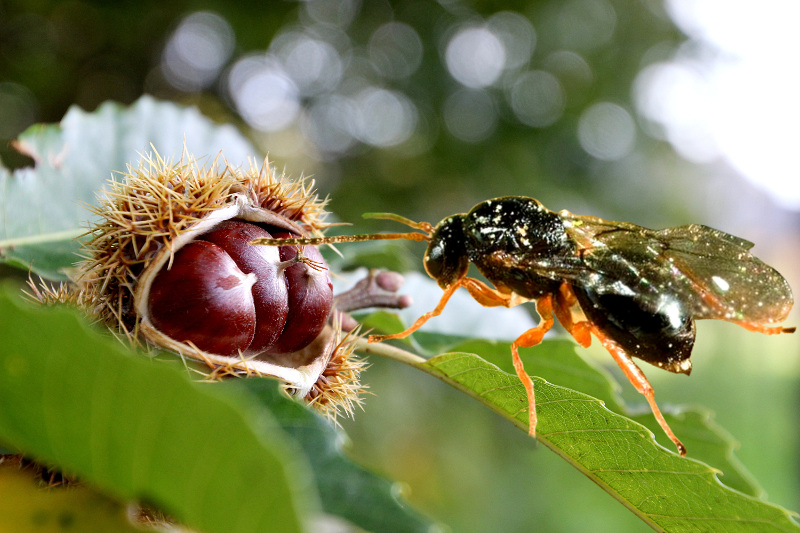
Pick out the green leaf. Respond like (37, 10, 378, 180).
(629, 410, 764, 500)
(0, 286, 313, 533)
(447, 338, 763, 498)
(416, 351, 799, 532)
(230, 379, 436, 533)
(0, 465, 145, 533)
(0, 96, 257, 280)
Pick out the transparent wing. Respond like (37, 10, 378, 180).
(560, 213, 793, 325)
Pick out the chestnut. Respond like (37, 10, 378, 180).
(268, 231, 333, 354)
(35, 150, 406, 420)
(147, 219, 334, 359)
(148, 240, 257, 356)
(199, 220, 289, 353)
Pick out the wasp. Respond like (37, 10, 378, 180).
(253, 196, 795, 456)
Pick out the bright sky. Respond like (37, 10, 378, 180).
(637, 0, 800, 211)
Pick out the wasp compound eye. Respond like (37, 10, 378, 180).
(423, 240, 445, 279)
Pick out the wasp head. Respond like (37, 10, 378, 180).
(424, 215, 469, 288)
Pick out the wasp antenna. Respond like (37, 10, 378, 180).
(250, 231, 429, 248)
(363, 212, 434, 234)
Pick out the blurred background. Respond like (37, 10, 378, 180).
(1, 0, 798, 531)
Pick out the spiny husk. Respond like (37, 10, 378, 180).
(78, 150, 329, 337)
(289, 322, 368, 421)
(37, 148, 364, 420)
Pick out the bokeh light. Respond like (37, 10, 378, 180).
(444, 25, 506, 89)
(577, 102, 636, 161)
(634, 61, 718, 163)
(542, 50, 593, 107)
(508, 70, 565, 128)
(636, 0, 800, 210)
(351, 87, 417, 147)
(301, 94, 359, 156)
(227, 55, 300, 132)
(486, 11, 536, 71)
(443, 89, 497, 143)
(213, 5, 430, 153)
(270, 30, 344, 97)
(369, 22, 423, 80)
(161, 12, 235, 92)
(302, 0, 361, 28)
(556, 0, 617, 51)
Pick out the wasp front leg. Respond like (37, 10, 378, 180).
(461, 277, 527, 308)
(368, 280, 463, 343)
(409, 275, 551, 436)
(368, 276, 522, 343)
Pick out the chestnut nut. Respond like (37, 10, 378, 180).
(147, 219, 333, 358)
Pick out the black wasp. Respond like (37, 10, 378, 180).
(253, 196, 795, 456)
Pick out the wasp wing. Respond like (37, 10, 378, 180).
(560, 213, 793, 325)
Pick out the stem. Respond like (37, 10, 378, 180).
(353, 337, 426, 366)
(333, 270, 411, 313)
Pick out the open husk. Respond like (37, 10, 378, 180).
(34, 149, 366, 419)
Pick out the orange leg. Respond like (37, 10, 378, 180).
(446, 277, 555, 438)
(368, 276, 519, 343)
(589, 324, 687, 456)
(510, 295, 555, 437)
(461, 277, 519, 308)
(553, 283, 592, 348)
(368, 280, 464, 343)
(735, 322, 795, 335)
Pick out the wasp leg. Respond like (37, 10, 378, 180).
(510, 295, 556, 437)
(368, 280, 463, 343)
(461, 277, 524, 308)
(589, 325, 687, 456)
(735, 322, 796, 335)
(431, 275, 550, 437)
(553, 283, 592, 348)
(368, 276, 523, 343)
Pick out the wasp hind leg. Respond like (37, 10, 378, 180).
(735, 321, 795, 335)
(589, 325, 687, 456)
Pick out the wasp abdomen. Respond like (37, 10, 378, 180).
(573, 282, 695, 375)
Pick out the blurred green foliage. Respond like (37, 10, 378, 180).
(1, 0, 688, 224)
